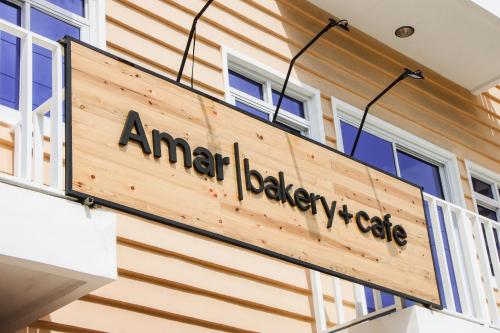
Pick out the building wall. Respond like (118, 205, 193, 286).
(5, 0, 499, 331)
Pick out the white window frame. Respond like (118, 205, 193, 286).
(221, 46, 325, 143)
(0, 0, 105, 127)
(465, 160, 500, 221)
(332, 97, 466, 207)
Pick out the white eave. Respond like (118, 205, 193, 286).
(309, 0, 500, 94)
(0, 180, 117, 332)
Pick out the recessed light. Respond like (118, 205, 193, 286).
(395, 26, 415, 38)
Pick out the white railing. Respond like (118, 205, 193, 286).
(0, 18, 64, 191)
(313, 193, 500, 332)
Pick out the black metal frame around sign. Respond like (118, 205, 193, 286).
(62, 36, 442, 310)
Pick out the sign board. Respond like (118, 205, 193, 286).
(64, 38, 441, 308)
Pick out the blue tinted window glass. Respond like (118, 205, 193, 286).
(45, 0, 84, 16)
(340, 121, 397, 175)
(235, 101, 267, 120)
(472, 177, 494, 199)
(228, 70, 263, 100)
(478, 205, 498, 221)
(271, 90, 305, 118)
(31, 8, 79, 110)
(397, 150, 444, 199)
(0, 0, 21, 110)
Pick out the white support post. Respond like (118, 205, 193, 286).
(332, 277, 345, 324)
(19, 32, 33, 181)
(310, 270, 327, 333)
(471, 214, 500, 325)
(32, 112, 44, 183)
(428, 197, 456, 312)
(394, 297, 404, 310)
(483, 220, 500, 291)
(353, 283, 368, 317)
(442, 203, 473, 316)
(373, 290, 383, 311)
(11, 123, 22, 177)
(457, 211, 489, 323)
(50, 45, 64, 189)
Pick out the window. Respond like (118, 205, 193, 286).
(222, 47, 324, 142)
(468, 166, 500, 222)
(334, 98, 465, 313)
(0, 0, 103, 119)
(466, 161, 500, 277)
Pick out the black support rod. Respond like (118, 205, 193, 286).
(272, 18, 349, 123)
(176, 0, 214, 83)
(349, 68, 423, 157)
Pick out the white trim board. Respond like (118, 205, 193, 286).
(220, 45, 325, 143)
(332, 97, 466, 207)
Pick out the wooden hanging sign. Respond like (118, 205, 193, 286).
(64, 38, 441, 308)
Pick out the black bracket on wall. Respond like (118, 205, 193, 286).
(349, 68, 423, 157)
(272, 18, 349, 123)
(176, 0, 214, 83)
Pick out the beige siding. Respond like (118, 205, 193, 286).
(6, 0, 499, 331)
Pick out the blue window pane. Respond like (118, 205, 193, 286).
(235, 101, 268, 120)
(31, 8, 79, 110)
(45, 0, 85, 16)
(397, 150, 444, 199)
(0, 0, 21, 110)
(472, 177, 494, 199)
(478, 205, 498, 221)
(228, 70, 263, 100)
(31, 8, 80, 41)
(340, 121, 397, 175)
(481, 222, 500, 277)
(271, 90, 305, 118)
(0, 0, 20, 24)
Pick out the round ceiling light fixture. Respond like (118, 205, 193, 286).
(395, 26, 415, 38)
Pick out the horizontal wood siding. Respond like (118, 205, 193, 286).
(9, 0, 499, 331)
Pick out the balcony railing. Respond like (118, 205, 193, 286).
(1, 17, 499, 332)
(0, 17, 63, 192)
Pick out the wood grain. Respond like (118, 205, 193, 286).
(68, 41, 440, 306)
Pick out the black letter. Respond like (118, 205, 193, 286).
(393, 225, 408, 246)
(215, 154, 230, 181)
(338, 204, 353, 225)
(119, 110, 151, 154)
(355, 211, 371, 233)
(278, 172, 295, 206)
(244, 158, 263, 193)
(152, 129, 192, 168)
(193, 147, 214, 177)
(371, 216, 385, 239)
(309, 193, 321, 215)
(294, 188, 310, 211)
(321, 197, 337, 228)
(264, 176, 280, 200)
(383, 214, 393, 242)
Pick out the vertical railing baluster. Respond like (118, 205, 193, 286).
(332, 277, 345, 324)
(50, 45, 63, 189)
(373, 290, 383, 311)
(471, 213, 500, 325)
(456, 210, 489, 323)
(311, 270, 327, 333)
(32, 111, 44, 183)
(428, 196, 456, 311)
(353, 283, 368, 317)
(442, 203, 472, 316)
(19, 32, 33, 181)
